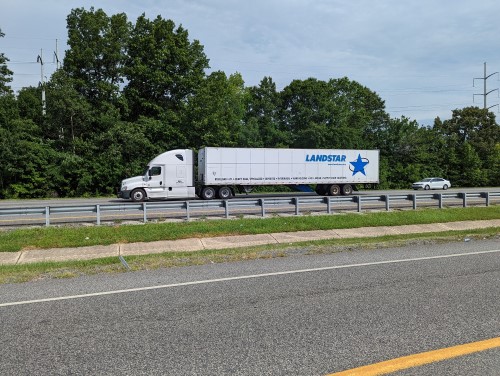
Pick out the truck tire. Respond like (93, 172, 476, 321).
(315, 184, 328, 196)
(218, 186, 233, 199)
(131, 188, 146, 202)
(341, 184, 353, 195)
(328, 184, 341, 196)
(201, 186, 216, 200)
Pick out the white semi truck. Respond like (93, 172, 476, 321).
(118, 147, 379, 202)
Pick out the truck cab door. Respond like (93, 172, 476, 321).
(147, 165, 165, 197)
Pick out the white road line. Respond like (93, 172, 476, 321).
(1, 249, 499, 308)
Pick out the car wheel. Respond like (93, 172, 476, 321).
(443, 184, 448, 190)
(424, 185, 430, 190)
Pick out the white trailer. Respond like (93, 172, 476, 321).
(118, 147, 379, 201)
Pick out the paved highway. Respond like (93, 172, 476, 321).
(0, 187, 497, 208)
(0, 188, 498, 227)
(1, 239, 499, 375)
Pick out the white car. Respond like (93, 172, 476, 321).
(412, 177, 451, 190)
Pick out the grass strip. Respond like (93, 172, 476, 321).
(0, 206, 498, 253)
(0, 227, 497, 284)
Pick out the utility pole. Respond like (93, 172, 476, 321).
(473, 62, 499, 110)
(54, 39, 60, 70)
(37, 49, 46, 116)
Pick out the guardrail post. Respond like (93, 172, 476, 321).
(294, 197, 300, 215)
(485, 192, 490, 207)
(260, 199, 266, 217)
(96, 204, 101, 225)
(45, 206, 50, 226)
(437, 193, 443, 209)
(384, 195, 389, 211)
(143, 202, 147, 223)
(462, 192, 467, 208)
(325, 197, 331, 214)
(185, 201, 190, 221)
(412, 194, 417, 210)
(224, 200, 230, 218)
(357, 196, 362, 212)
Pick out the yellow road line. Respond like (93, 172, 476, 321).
(328, 337, 500, 376)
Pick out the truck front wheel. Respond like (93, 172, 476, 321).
(131, 188, 146, 202)
(201, 186, 216, 200)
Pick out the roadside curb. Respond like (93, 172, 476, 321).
(1, 219, 499, 266)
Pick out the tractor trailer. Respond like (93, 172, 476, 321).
(118, 147, 379, 202)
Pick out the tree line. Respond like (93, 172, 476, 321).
(0, 8, 499, 198)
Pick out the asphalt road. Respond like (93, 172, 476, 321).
(1, 239, 499, 375)
(0, 188, 498, 227)
(0, 187, 497, 208)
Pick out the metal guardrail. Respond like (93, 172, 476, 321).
(0, 191, 499, 227)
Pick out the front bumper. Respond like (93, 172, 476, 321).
(117, 190, 131, 199)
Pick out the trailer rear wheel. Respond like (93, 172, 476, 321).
(341, 184, 353, 195)
(218, 186, 233, 199)
(131, 188, 146, 202)
(201, 186, 216, 200)
(328, 184, 341, 196)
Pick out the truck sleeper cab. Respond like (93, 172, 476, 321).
(118, 149, 197, 202)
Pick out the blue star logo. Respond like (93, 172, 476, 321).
(350, 154, 369, 176)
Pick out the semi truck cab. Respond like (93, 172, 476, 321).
(118, 149, 197, 201)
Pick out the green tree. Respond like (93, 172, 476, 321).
(0, 117, 61, 198)
(44, 70, 93, 151)
(0, 94, 19, 196)
(124, 14, 209, 122)
(0, 28, 13, 96)
(375, 117, 442, 188)
(490, 143, 500, 185)
(16, 87, 45, 125)
(280, 77, 387, 149)
(0, 30, 19, 195)
(434, 107, 500, 186)
(243, 77, 289, 147)
(64, 7, 130, 108)
(185, 72, 246, 148)
(87, 120, 158, 195)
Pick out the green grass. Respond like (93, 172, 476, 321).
(0, 227, 498, 284)
(0, 206, 499, 252)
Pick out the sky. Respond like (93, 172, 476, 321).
(1, 0, 500, 125)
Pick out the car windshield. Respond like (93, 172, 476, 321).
(421, 178, 432, 182)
